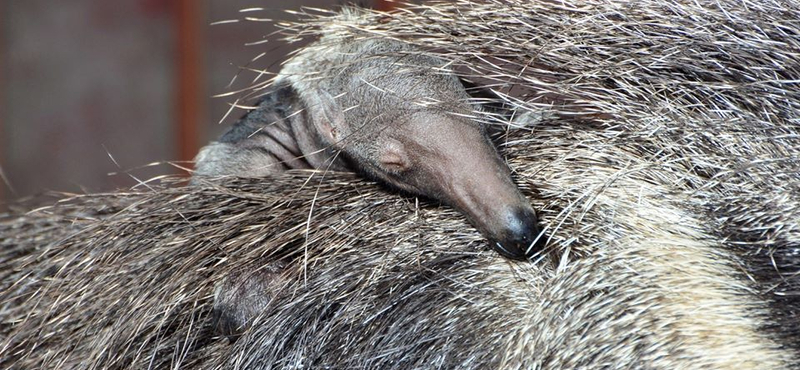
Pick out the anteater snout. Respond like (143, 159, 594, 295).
(492, 208, 543, 260)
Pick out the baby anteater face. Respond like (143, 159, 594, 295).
(350, 111, 542, 259)
(329, 65, 543, 260)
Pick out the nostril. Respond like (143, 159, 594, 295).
(507, 208, 538, 239)
(491, 207, 544, 260)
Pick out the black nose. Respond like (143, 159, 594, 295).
(491, 208, 544, 260)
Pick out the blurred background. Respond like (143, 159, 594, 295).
(0, 0, 397, 206)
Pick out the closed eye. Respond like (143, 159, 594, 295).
(382, 161, 408, 173)
(379, 140, 411, 173)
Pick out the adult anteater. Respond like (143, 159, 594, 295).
(1, 1, 799, 369)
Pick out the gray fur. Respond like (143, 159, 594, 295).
(194, 83, 332, 177)
(1, 1, 799, 369)
(212, 261, 287, 339)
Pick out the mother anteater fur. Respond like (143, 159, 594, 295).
(2, 0, 800, 369)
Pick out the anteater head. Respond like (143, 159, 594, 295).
(279, 38, 544, 259)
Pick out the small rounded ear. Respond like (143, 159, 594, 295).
(304, 90, 345, 145)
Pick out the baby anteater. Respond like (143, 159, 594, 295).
(195, 37, 543, 260)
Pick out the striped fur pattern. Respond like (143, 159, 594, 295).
(1, 1, 799, 368)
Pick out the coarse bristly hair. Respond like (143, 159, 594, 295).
(2, 0, 799, 369)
